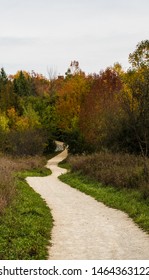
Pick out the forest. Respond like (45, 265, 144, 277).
(0, 40, 148, 158)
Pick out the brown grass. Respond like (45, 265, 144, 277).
(68, 152, 149, 196)
(0, 155, 46, 214)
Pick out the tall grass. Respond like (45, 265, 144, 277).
(68, 152, 149, 197)
(0, 155, 47, 214)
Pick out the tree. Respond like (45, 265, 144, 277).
(55, 70, 90, 136)
(121, 67, 149, 157)
(0, 68, 18, 112)
(31, 71, 51, 97)
(121, 40, 149, 179)
(79, 67, 122, 151)
(13, 71, 31, 97)
(129, 40, 149, 69)
(0, 112, 9, 132)
(0, 68, 8, 85)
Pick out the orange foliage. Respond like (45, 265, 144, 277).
(79, 68, 122, 146)
(55, 73, 91, 132)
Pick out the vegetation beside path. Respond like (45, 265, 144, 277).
(59, 154, 149, 234)
(60, 172, 149, 233)
(0, 156, 53, 260)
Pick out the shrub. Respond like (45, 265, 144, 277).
(5, 129, 46, 156)
(64, 129, 94, 155)
(43, 137, 56, 154)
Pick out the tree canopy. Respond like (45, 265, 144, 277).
(0, 40, 148, 156)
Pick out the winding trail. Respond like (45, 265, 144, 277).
(26, 148, 149, 259)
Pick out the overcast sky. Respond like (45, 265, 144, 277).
(0, 0, 148, 77)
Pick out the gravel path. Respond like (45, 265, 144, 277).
(26, 149, 149, 259)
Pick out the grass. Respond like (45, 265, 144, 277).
(68, 152, 149, 195)
(0, 155, 53, 260)
(58, 158, 71, 170)
(59, 168, 149, 234)
(16, 167, 51, 180)
(1, 149, 149, 258)
(0, 155, 51, 214)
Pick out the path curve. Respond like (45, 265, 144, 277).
(26, 149, 149, 259)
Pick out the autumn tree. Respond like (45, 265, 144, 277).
(30, 71, 51, 97)
(65, 60, 80, 79)
(55, 66, 90, 135)
(121, 40, 149, 157)
(79, 67, 122, 151)
(0, 68, 18, 112)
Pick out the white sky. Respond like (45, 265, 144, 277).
(0, 0, 148, 77)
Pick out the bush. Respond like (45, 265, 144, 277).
(43, 137, 56, 154)
(4, 129, 47, 156)
(64, 129, 94, 155)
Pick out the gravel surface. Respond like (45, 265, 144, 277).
(26, 148, 149, 259)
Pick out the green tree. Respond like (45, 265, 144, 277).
(0, 68, 8, 85)
(121, 67, 149, 156)
(121, 40, 149, 180)
(129, 40, 149, 69)
(0, 112, 9, 132)
(122, 40, 149, 156)
(13, 71, 31, 97)
(0, 68, 18, 112)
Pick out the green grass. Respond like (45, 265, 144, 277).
(0, 168, 53, 260)
(59, 171, 149, 233)
(16, 167, 51, 179)
(58, 158, 71, 170)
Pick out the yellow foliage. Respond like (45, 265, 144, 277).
(7, 107, 19, 129)
(0, 113, 9, 132)
(15, 117, 30, 131)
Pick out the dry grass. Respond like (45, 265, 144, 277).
(0, 155, 46, 214)
(68, 152, 149, 197)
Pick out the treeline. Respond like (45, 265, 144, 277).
(0, 40, 148, 157)
(0, 69, 57, 155)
